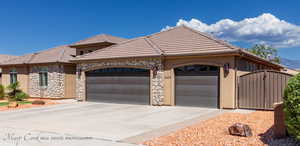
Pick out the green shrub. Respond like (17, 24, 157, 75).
(284, 73, 300, 140)
(0, 85, 5, 99)
(7, 82, 28, 101)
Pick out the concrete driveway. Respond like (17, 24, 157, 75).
(0, 102, 222, 146)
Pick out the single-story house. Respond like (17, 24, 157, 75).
(0, 45, 77, 99)
(71, 26, 283, 109)
(0, 26, 284, 109)
(0, 34, 127, 99)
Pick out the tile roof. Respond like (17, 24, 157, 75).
(0, 54, 17, 63)
(0, 45, 76, 65)
(73, 26, 239, 61)
(72, 26, 282, 68)
(71, 34, 128, 46)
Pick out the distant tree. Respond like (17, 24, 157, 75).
(247, 44, 280, 63)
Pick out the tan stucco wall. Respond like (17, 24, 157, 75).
(2, 66, 29, 93)
(163, 56, 236, 109)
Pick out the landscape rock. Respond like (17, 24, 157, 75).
(228, 123, 253, 137)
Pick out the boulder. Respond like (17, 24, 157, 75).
(8, 102, 18, 108)
(228, 123, 252, 137)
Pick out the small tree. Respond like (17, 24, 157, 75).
(7, 82, 28, 102)
(0, 85, 4, 99)
(284, 73, 300, 140)
(247, 44, 280, 63)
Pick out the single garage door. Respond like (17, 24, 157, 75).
(86, 68, 150, 104)
(175, 65, 219, 108)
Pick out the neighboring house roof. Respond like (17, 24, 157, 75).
(0, 45, 76, 66)
(70, 34, 128, 47)
(0, 54, 17, 72)
(0, 54, 17, 63)
(72, 26, 283, 68)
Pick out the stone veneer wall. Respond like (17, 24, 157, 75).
(29, 65, 65, 98)
(76, 58, 164, 105)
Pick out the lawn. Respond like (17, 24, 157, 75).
(0, 101, 32, 106)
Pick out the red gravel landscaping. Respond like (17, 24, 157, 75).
(0, 99, 59, 111)
(143, 111, 298, 146)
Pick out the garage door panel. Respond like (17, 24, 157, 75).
(87, 93, 149, 104)
(87, 84, 149, 95)
(176, 86, 218, 96)
(176, 95, 218, 107)
(86, 68, 150, 105)
(176, 76, 218, 85)
(86, 76, 148, 85)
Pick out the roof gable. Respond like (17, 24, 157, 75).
(71, 34, 128, 46)
(74, 37, 161, 60)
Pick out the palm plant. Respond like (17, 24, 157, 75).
(7, 82, 28, 101)
(0, 85, 5, 99)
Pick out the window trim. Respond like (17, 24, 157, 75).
(9, 68, 18, 84)
(39, 67, 48, 87)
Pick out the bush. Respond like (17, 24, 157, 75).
(284, 73, 300, 140)
(0, 85, 5, 99)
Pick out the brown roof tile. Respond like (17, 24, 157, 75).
(71, 34, 128, 46)
(72, 26, 282, 68)
(72, 26, 238, 61)
(0, 54, 17, 63)
(74, 37, 160, 60)
(0, 45, 76, 65)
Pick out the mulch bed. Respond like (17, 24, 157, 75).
(0, 99, 59, 111)
(143, 111, 299, 146)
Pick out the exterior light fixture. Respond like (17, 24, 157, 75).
(223, 63, 230, 77)
(151, 64, 159, 77)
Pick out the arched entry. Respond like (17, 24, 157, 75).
(86, 68, 150, 105)
(175, 65, 219, 108)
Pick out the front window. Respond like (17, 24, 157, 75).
(10, 68, 18, 84)
(39, 67, 48, 87)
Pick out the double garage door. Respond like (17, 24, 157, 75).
(86, 65, 219, 108)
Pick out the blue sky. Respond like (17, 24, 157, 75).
(0, 0, 299, 59)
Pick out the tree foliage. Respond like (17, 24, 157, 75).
(284, 73, 300, 140)
(247, 44, 280, 63)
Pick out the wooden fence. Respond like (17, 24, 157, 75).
(238, 70, 293, 110)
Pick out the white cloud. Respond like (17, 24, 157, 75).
(164, 13, 300, 48)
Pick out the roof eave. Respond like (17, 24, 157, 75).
(237, 49, 284, 69)
(70, 55, 162, 63)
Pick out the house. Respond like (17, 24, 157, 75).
(0, 26, 284, 109)
(0, 45, 77, 99)
(0, 34, 127, 99)
(71, 26, 283, 109)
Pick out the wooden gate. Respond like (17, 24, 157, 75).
(238, 70, 293, 110)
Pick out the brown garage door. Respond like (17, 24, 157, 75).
(175, 65, 219, 108)
(86, 68, 150, 104)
